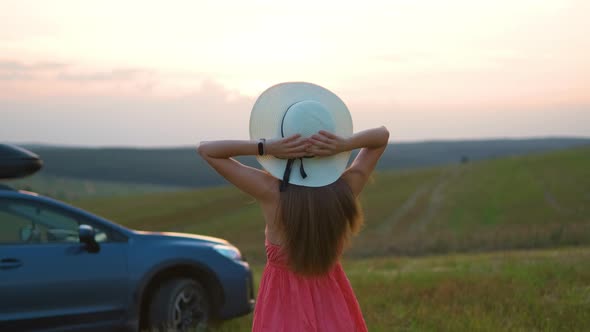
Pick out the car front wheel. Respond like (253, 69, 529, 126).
(148, 278, 210, 332)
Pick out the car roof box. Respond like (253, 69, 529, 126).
(0, 144, 43, 179)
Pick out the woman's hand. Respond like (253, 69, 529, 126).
(306, 131, 350, 157)
(266, 134, 311, 159)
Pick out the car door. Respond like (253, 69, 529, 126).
(0, 197, 129, 331)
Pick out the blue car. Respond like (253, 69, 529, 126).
(0, 144, 255, 332)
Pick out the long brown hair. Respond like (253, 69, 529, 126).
(278, 178, 363, 276)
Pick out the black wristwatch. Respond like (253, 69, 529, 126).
(257, 138, 266, 156)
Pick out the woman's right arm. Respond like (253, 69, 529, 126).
(308, 126, 389, 196)
(197, 134, 309, 202)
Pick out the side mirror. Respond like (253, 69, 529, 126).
(79, 224, 100, 253)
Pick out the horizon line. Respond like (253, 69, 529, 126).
(7, 135, 590, 150)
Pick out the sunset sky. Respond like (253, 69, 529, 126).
(1, 0, 588, 146)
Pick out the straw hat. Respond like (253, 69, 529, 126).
(249, 82, 353, 188)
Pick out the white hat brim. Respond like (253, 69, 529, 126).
(249, 82, 353, 187)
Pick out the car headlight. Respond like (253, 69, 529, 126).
(213, 244, 242, 261)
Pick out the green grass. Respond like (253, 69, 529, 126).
(214, 247, 590, 331)
(5, 174, 181, 200)
(66, 146, 590, 331)
(334, 146, 590, 257)
(72, 146, 590, 263)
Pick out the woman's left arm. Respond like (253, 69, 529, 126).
(197, 134, 309, 202)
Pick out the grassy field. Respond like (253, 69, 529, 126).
(216, 247, 590, 331)
(73, 146, 590, 264)
(5, 174, 180, 200)
(355, 145, 590, 257)
(66, 146, 590, 330)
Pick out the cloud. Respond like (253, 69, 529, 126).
(2, 91, 588, 147)
(0, 80, 255, 147)
(0, 60, 66, 70)
(0, 58, 214, 98)
(0, 59, 153, 83)
(0, 60, 68, 81)
(0, 61, 255, 146)
(0, 72, 32, 81)
(1, 55, 588, 147)
(57, 68, 153, 82)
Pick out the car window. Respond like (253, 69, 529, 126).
(0, 199, 111, 244)
(0, 210, 32, 244)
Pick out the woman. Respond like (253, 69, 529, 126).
(198, 82, 389, 331)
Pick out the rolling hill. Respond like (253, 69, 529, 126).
(72, 145, 590, 263)
(17, 137, 590, 189)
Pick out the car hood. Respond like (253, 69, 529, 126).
(133, 230, 229, 245)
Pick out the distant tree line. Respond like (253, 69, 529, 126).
(25, 138, 590, 188)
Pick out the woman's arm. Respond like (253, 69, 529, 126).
(307, 126, 390, 196)
(198, 140, 259, 159)
(197, 135, 310, 201)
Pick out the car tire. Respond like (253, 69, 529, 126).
(148, 278, 210, 332)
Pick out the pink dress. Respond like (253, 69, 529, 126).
(252, 239, 368, 332)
